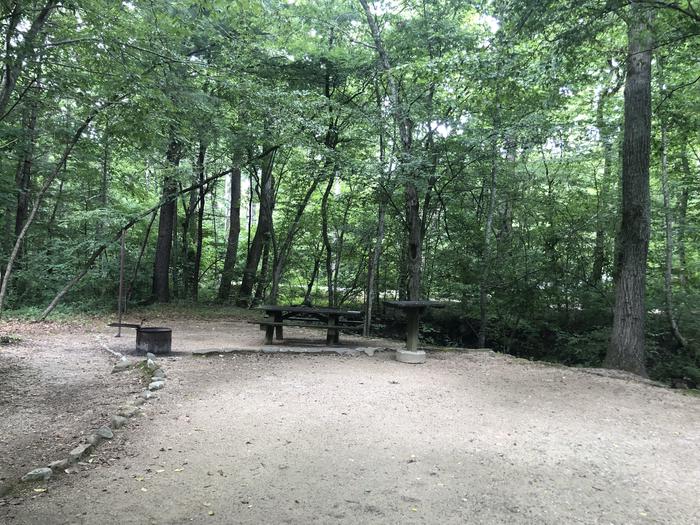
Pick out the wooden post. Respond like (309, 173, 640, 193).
(326, 314, 338, 345)
(275, 311, 284, 340)
(116, 229, 126, 337)
(405, 308, 420, 352)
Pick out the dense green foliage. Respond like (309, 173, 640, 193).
(0, 1, 698, 383)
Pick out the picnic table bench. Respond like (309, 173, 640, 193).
(250, 305, 363, 345)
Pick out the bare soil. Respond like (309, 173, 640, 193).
(0, 315, 698, 524)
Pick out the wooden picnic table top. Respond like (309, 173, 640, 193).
(384, 300, 446, 309)
(258, 305, 362, 316)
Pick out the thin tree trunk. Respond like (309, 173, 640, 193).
(152, 137, 181, 303)
(191, 142, 206, 300)
(100, 119, 109, 208)
(678, 140, 692, 289)
(332, 193, 353, 304)
(364, 199, 386, 336)
(14, 99, 38, 238)
(397, 248, 408, 301)
(660, 116, 688, 349)
(269, 178, 320, 303)
(192, 183, 205, 300)
(478, 151, 498, 348)
(238, 148, 275, 306)
(605, 2, 654, 376)
(127, 210, 157, 304)
(303, 247, 323, 305)
(253, 235, 271, 304)
(321, 173, 336, 307)
(46, 178, 64, 239)
(365, 78, 389, 336)
(591, 80, 621, 285)
(217, 166, 241, 301)
(179, 182, 197, 297)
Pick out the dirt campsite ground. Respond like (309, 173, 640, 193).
(0, 311, 699, 524)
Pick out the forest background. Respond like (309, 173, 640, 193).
(0, 0, 698, 385)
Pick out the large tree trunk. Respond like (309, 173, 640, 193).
(151, 138, 181, 303)
(605, 2, 653, 376)
(217, 166, 241, 301)
(237, 148, 275, 307)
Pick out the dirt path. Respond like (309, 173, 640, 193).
(1, 319, 699, 524)
(0, 321, 142, 496)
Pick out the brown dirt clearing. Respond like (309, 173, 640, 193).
(0, 315, 698, 524)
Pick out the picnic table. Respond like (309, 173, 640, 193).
(384, 300, 445, 364)
(251, 305, 363, 345)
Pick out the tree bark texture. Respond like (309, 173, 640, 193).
(151, 138, 181, 303)
(217, 166, 241, 301)
(605, 3, 653, 376)
(14, 99, 38, 238)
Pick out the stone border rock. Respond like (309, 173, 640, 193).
(15, 350, 169, 492)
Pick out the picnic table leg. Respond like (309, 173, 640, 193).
(274, 312, 284, 340)
(396, 307, 426, 364)
(333, 316, 340, 344)
(326, 315, 338, 345)
(264, 325, 274, 345)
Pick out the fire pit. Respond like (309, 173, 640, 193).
(136, 327, 172, 355)
(109, 323, 172, 355)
